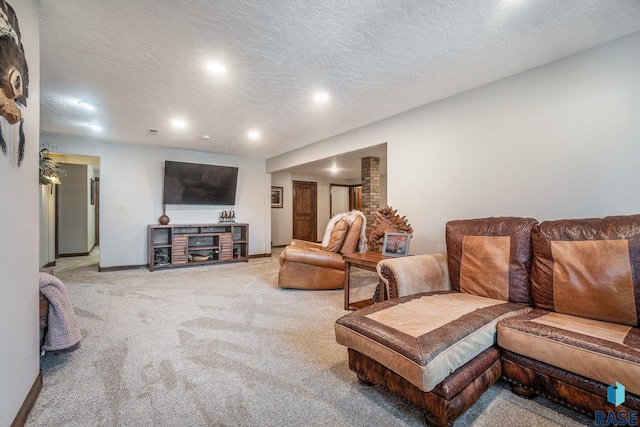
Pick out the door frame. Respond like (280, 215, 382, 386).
(292, 180, 318, 242)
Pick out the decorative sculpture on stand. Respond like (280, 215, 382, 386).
(218, 209, 235, 223)
(0, 0, 29, 166)
(367, 205, 413, 251)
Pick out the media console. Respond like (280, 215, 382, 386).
(148, 223, 249, 271)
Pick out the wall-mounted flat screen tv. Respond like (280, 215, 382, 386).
(163, 161, 238, 205)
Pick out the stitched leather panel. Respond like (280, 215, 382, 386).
(446, 217, 537, 304)
(366, 293, 505, 337)
(498, 309, 640, 395)
(531, 312, 631, 344)
(551, 240, 636, 325)
(322, 219, 349, 252)
(460, 236, 510, 300)
(335, 291, 530, 391)
(532, 214, 640, 326)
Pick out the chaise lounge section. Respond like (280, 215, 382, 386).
(335, 214, 640, 426)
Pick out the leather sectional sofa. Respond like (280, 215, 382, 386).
(335, 215, 640, 426)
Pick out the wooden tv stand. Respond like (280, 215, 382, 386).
(148, 223, 249, 271)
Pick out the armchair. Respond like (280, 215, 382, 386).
(278, 211, 366, 290)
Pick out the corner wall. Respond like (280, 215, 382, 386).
(267, 32, 640, 254)
(39, 135, 270, 267)
(0, 0, 41, 424)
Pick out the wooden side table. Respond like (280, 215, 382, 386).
(343, 252, 390, 310)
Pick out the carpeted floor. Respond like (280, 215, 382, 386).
(27, 248, 591, 426)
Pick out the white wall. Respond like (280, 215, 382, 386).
(87, 165, 96, 250)
(270, 171, 354, 246)
(58, 164, 90, 254)
(39, 184, 56, 267)
(39, 135, 270, 267)
(270, 171, 292, 246)
(267, 32, 640, 255)
(0, 0, 40, 424)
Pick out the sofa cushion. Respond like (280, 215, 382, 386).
(335, 291, 530, 392)
(446, 217, 538, 304)
(498, 309, 640, 395)
(321, 219, 349, 252)
(340, 215, 363, 255)
(531, 215, 640, 326)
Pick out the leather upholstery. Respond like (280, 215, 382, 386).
(502, 349, 640, 416)
(335, 291, 530, 392)
(532, 214, 640, 326)
(446, 217, 538, 304)
(498, 309, 640, 395)
(377, 253, 451, 298)
(335, 213, 640, 425)
(349, 347, 502, 427)
(278, 215, 364, 290)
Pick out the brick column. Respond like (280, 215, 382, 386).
(361, 156, 380, 251)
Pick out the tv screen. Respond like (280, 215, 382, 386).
(163, 161, 238, 205)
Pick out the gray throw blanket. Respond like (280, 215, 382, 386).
(39, 272, 82, 352)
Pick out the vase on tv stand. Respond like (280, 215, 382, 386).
(159, 205, 170, 225)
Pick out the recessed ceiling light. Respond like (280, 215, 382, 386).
(314, 91, 330, 103)
(247, 130, 260, 140)
(170, 118, 187, 129)
(201, 135, 211, 140)
(85, 123, 102, 132)
(205, 61, 227, 75)
(79, 100, 100, 111)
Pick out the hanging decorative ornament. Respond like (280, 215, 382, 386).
(0, 0, 29, 166)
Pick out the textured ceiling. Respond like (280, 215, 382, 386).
(39, 0, 640, 167)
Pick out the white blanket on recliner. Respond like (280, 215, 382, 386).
(321, 210, 368, 253)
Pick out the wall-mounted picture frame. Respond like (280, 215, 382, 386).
(382, 232, 411, 257)
(90, 178, 96, 205)
(271, 186, 283, 208)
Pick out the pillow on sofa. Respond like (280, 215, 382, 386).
(322, 219, 350, 252)
(446, 217, 538, 304)
(531, 214, 640, 326)
(340, 215, 364, 255)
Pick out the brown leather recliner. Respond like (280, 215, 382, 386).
(278, 213, 365, 290)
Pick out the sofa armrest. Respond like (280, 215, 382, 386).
(279, 245, 344, 270)
(377, 254, 451, 298)
(289, 239, 323, 250)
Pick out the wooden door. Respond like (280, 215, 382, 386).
(351, 185, 362, 211)
(293, 180, 317, 242)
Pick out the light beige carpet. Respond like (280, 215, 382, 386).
(27, 249, 591, 426)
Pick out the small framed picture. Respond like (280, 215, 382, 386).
(271, 186, 283, 208)
(382, 232, 411, 257)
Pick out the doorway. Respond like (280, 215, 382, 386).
(292, 180, 317, 242)
(330, 184, 362, 217)
(39, 154, 100, 268)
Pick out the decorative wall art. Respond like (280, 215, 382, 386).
(271, 186, 283, 208)
(0, 0, 29, 166)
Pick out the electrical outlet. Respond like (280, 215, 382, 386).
(116, 203, 127, 210)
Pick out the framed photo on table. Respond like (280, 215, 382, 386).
(382, 232, 411, 257)
(271, 186, 283, 208)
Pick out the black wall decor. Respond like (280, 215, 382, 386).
(0, 0, 29, 166)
